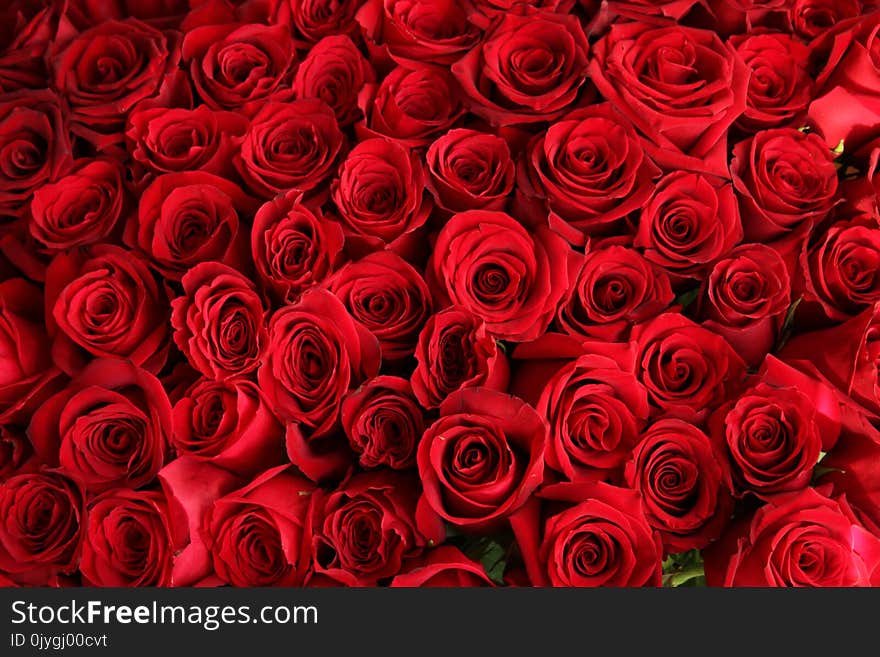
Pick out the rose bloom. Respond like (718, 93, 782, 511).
(410, 306, 508, 409)
(293, 35, 375, 127)
(417, 387, 547, 530)
(357, 0, 482, 67)
(46, 245, 170, 375)
(52, 18, 178, 147)
(126, 105, 247, 183)
(634, 171, 743, 280)
(451, 10, 590, 125)
(341, 376, 424, 470)
(391, 546, 495, 587)
(273, 0, 367, 43)
(356, 64, 464, 148)
(0, 472, 84, 585)
(0, 90, 71, 222)
(182, 22, 296, 115)
(324, 250, 432, 362)
(125, 170, 257, 280)
(634, 313, 747, 422)
(791, 0, 860, 40)
(251, 190, 345, 305)
(0, 423, 39, 479)
(427, 210, 580, 342)
(235, 99, 344, 200)
(29, 158, 126, 251)
(589, 22, 748, 175)
(705, 487, 880, 587)
(80, 489, 185, 587)
(731, 128, 838, 241)
(510, 481, 663, 587)
(516, 104, 659, 245)
(29, 359, 172, 493)
(625, 419, 732, 552)
(426, 128, 515, 214)
(172, 376, 285, 478)
(313, 472, 437, 585)
(557, 246, 674, 342)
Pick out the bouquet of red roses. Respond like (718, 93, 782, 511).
(2, 0, 880, 588)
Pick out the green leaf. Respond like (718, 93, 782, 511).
(774, 296, 803, 352)
(662, 549, 705, 587)
(447, 531, 511, 585)
(496, 340, 508, 354)
(675, 287, 701, 310)
(833, 139, 845, 156)
(797, 125, 811, 133)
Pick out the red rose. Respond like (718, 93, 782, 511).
(341, 375, 423, 470)
(126, 171, 256, 280)
(417, 387, 547, 530)
(0, 424, 39, 479)
(731, 128, 838, 242)
(313, 471, 437, 585)
(260, 289, 380, 481)
(126, 105, 247, 183)
(633, 313, 747, 422)
(391, 546, 495, 587)
(206, 465, 316, 586)
(589, 22, 748, 176)
(293, 35, 375, 127)
(529, 349, 650, 482)
(0, 89, 71, 222)
(29, 359, 172, 493)
(172, 376, 285, 477)
(172, 262, 267, 381)
(800, 217, 880, 323)
(451, 10, 590, 125)
(273, 0, 367, 43)
(357, 0, 481, 67)
(711, 381, 832, 497)
(0, 278, 55, 419)
(80, 488, 184, 587)
(426, 128, 514, 214)
(704, 487, 880, 586)
(510, 481, 663, 586)
(698, 243, 791, 367)
(791, 0, 860, 40)
(516, 104, 659, 245)
(410, 306, 509, 409)
(235, 99, 344, 200)
(324, 250, 432, 362)
(625, 419, 733, 552)
(52, 18, 179, 147)
(331, 137, 431, 256)
(0, 3, 54, 93)
(251, 190, 345, 305)
(29, 158, 127, 251)
(607, 0, 702, 20)
(427, 210, 580, 342)
(730, 33, 812, 133)
(356, 64, 464, 148)
(0, 472, 83, 585)
(46, 245, 171, 375)
(634, 171, 743, 280)
(181, 22, 296, 115)
(557, 246, 674, 342)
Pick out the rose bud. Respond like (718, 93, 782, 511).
(0, 472, 84, 585)
(558, 246, 674, 342)
(251, 190, 345, 305)
(293, 35, 375, 127)
(625, 419, 733, 553)
(427, 210, 580, 342)
(516, 104, 659, 245)
(324, 250, 432, 362)
(46, 245, 171, 375)
(29, 359, 172, 493)
(451, 10, 590, 125)
(410, 306, 508, 409)
(510, 481, 663, 587)
(172, 262, 268, 381)
(704, 487, 880, 587)
(417, 387, 547, 531)
(80, 489, 185, 587)
(697, 243, 791, 367)
(340, 375, 424, 470)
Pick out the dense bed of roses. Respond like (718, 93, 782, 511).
(3, 0, 880, 588)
